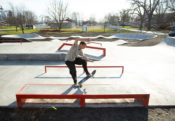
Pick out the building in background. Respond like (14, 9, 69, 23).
(0, 5, 5, 25)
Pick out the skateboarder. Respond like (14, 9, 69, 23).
(65, 39, 93, 87)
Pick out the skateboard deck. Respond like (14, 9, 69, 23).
(78, 70, 96, 88)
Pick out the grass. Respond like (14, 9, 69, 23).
(158, 30, 170, 33)
(122, 25, 170, 33)
(41, 28, 134, 34)
(121, 26, 150, 31)
(0, 25, 170, 35)
(123, 26, 139, 30)
(0, 28, 39, 35)
(0, 25, 16, 29)
(0, 25, 136, 35)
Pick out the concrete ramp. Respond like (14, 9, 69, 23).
(113, 33, 156, 40)
(163, 37, 175, 47)
(2, 33, 46, 39)
(0, 53, 66, 61)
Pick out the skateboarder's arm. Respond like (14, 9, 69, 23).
(74, 39, 79, 45)
(74, 38, 90, 45)
(82, 56, 93, 62)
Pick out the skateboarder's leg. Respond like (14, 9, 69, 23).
(65, 61, 77, 84)
(74, 57, 90, 75)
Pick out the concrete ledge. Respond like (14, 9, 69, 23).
(0, 37, 30, 42)
(0, 53, 66, 61)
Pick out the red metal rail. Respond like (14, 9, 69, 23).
(58, 43, 106, 56)
(0, 40, 22, 44)
(44, 65, 124, 73)
(16, 84, 150, 108)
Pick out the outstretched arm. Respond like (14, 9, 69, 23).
(82, 56, 93, 62)
(74, 39, 79, 45)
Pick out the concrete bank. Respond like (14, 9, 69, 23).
(0, 53, 66, 61)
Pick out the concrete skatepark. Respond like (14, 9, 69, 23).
(0, 33, 175, 108)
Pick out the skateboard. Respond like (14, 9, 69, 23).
(78, 70, 96, 88)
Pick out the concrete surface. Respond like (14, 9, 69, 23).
(2, 34, 118, 39)
(0, 34, 175, 107)
(0, 40, 60, 53)
(2, 33, 46, 39)
(0, 39, 105, 61)
(0, 53, 66, 61)
(113, 33, 157, 40)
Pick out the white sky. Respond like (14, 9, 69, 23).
(1, 0, 131, 21)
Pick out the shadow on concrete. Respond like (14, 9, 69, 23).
(84, 54, 105, 61)
(163, 37, 175, 47)
(74, 87, 87, 94)
(35, 71, 123, 79)
(35, 75, 123, 79)
(113, 33, 156, 40)
(62, 85, 75, 94)
(56, 50, 69, 53)
(85, 99, 144, 107)
(78, 76, 90, 85)
(8, 101, 18, 107)
(35, 73, 84, 79)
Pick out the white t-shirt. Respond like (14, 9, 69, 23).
(65, 44, 83, 61)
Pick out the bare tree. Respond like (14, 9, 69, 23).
(167, 0, 175, 27)
(48, 0, 68, 32)
(24, 11, 37, 25)
(103, 15, 109, 32)
(16, 8, 26, 34)
(5, 3, 37, 33)
(119, 9, 131, 26)
(106, 13, 120, 25)
(89, 16, 97, 26)
(154, 0, 168, 29)
(130, 0, 146, 30)
(4, 4, 19, 31)
(102, 13, 120, 32)
(130, 0, 160, 30)
(71, 12, 79, 26)
(44, 16, 52, 24)
(168, 0, 175, 11)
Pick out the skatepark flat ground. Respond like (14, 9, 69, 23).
(0, 36, 175, 107)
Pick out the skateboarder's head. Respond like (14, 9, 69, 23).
(79, 41, 86, 49)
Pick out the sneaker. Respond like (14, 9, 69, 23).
(73, 83, 79, 88)
(86, 73, 92, 78)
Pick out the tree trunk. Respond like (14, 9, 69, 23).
(147, 15, 152, 31)
(15, 26, 18, 32)
(139, 17, 144, 30)
(20, 25, 24, 34)
(139, 21, 143, 30)
(104, 24, 106, 32)
(58, 23, 62, 32)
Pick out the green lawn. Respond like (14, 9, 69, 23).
(0, 28, 38, 35)
(122, 26, 170, 33)
(123, 26, 139, 30)
(0, 25, 170, 35)
(45, 28, 134, 34)
(0, 25, 135, 35)
(0, 25, 16, 29)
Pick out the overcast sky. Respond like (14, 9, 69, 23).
(1, 0, 131, 21)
